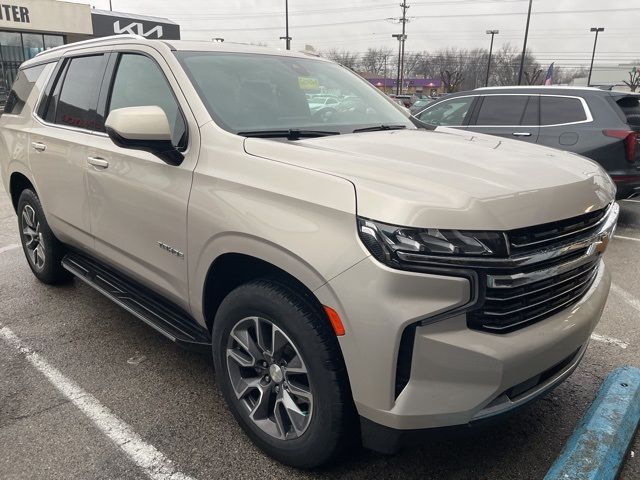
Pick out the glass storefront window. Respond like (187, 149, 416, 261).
(22, 33, 44, 60)
(44, 35, 64, 49)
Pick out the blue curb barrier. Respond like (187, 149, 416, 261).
(544, 365, 640, 480)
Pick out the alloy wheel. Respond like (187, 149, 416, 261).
(226, 316, 313, 440)
(21, 204, 46, 270)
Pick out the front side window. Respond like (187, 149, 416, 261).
(176, 51, 413, 134)
(417, 97, 474, 126)
(108, 53, 186, 148)
(475, 95, 531, 126)
(4, 64, 45, 115)
(540, 96, 587, 126)
(53, 54, 107, 130)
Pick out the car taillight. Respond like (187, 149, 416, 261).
(604, 129, 639, 163)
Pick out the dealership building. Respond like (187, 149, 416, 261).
(0, 0, 180, 96)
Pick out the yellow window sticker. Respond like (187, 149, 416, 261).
(298, 77, 320, 90)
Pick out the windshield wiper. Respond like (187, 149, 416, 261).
(352, 124, 408, 133)
(237, 129, 341, 140)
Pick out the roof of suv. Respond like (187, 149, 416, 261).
(471, 86, 612, 96)
(24, 35, 325, 68)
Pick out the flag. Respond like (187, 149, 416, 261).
(544, 63, 554, 86)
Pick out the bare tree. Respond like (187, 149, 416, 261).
(491, 44, 539, 86)
(623, 66, 640, 92)
(360, 47, 393, 75)
(324, 49, 359, 70)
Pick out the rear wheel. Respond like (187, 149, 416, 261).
(17, 189, 71, 284)
(212, 279, 355, 468)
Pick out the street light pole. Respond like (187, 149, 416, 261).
(485, 30, 499, 87)
(517, 0, 533, 85)
(588, 27, 604, 87)
(109, 0, 113, 11)
(279, 0, 291, 50)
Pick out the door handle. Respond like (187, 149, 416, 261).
(31, 142, 47, 152)
(87, 156, 109, 169)
(512, 132, 532, 137)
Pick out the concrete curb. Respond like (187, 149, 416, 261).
(544, 365, 640, 480)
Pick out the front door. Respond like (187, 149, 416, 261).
(85, 49, 198, 308)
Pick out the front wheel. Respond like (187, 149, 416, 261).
(212, 279, 355, 468)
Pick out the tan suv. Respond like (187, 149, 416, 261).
(0, 35, 618, 468)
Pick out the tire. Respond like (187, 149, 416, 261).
(17, 189, 71, 285)
(212, 279, 356, 468)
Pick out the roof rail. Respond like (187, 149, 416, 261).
(35, 34, 145, 57)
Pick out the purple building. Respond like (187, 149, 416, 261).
(365, 77, 443, 95)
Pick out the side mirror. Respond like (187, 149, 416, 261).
(105, 106, 184, 165)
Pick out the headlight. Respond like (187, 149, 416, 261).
(358, 217, 508, 267)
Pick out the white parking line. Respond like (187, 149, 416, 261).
(0, 243, 20, 254)
(612, 283, 640, 315)
(590, 333, 629, 349)
(0, 325, 196, 480)
(614, 235, 640, 243)
(620, 198, 640, 204)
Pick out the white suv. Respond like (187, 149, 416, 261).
(0, 35, 617, 467)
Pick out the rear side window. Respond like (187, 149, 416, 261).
(42, 54, 107, 130)
(4, 64, 45, 115)
(475, 95, 530, 126)
(615, 96, 640, 127)
(540, 96, 587, 126)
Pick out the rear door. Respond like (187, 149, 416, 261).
(30, 53, 109, 249)
(467, 94, 539, 142)
(85, 47, 199, 308)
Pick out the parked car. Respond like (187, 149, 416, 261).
(389, 93, 413, 107)
(0, 36, 618, 468)
(413, 86, 640, 198)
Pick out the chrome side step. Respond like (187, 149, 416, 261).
(62, 251, 211, 353)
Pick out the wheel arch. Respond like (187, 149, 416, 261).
(201, 251, 328, 333)
(9, 170, 37, 213)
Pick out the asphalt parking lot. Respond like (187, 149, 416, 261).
(0, 185, 639, 480)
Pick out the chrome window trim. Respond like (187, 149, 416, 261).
(419, 93, 593, 129)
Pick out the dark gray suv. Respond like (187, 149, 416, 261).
(414, 86, 640, 199)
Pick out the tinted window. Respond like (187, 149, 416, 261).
(418, 97, 474, 126)
(615, 96, 640, 127)
(4, 64, 45, 115)
(540, 96, 587, 126)
(54, 55, 106, 130)
(476, 95, 530, 126)
(109, 54, 186, 148)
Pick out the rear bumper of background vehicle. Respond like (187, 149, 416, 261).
(315, 257, 611, 451)
(609, 169, 640, 198)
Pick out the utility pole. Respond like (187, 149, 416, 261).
(391, 1, 409, 95)
(588, 27, 604, 87)
(485, 30, 499, 87)
(517, 0, 533, 85)
(279, 0, 291, 50)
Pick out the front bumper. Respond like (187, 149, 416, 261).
(316, 257, 610, 433)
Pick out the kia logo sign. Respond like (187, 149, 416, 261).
(113, 20, 163, 38)
(91, 11, 180, 40)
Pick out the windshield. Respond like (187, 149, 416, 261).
(176, 51, 413, 134)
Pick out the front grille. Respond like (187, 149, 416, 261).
(508, 208, 607, 253)
(468, 257, 600, 332)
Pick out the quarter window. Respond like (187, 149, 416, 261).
(108, 53, 186, 148)
(53, 55, 107, 130)
(418, 97, 474, 126)
(475, 95, 531, 126)
(4, 64, 45, 115)
(540, 97, 587, 125)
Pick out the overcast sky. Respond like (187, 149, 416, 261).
(80, 0, 638, 69)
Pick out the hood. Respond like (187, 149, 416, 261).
(243, 128, 615, 230)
